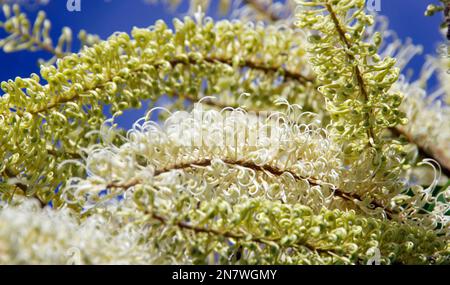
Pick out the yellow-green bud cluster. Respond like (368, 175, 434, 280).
(0, 15, 314, 205)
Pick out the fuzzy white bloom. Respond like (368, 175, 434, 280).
(64, 104, 349, 213)
(371, 15, 450, 180)
(427, 50, 450, 104)
(0, 200, 157, 265)
(398, 80, 450, 158)
(391, 59, 450, 182)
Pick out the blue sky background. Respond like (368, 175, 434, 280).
(0, 0, 447, 128)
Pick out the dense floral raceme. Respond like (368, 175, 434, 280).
(0, 0, 449, 265)
(61, 103, 450, 231)
(64, 103, 343, 211)
(294, 0, 406, 222)
(1, 195, 449, 265)
(296, 0, 407, 151)
(0, 11, 317, 206)
(7, 106, 443, 265)
(393, 65, 450, 180)
(0, 199, 158, 265)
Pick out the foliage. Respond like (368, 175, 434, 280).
(0, 0, 449, 264)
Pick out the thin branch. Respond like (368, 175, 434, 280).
(203, 56, 314, 84)
(107, 158, 394, 219)
(243, 0, 281, 22)
(148, 210, 334, 256)
(390, 127, 450, 178)
(325, 4, 376, 146)
(323, 4, 450, 176)
(2, 168, 46, 208)
(46, 145, 82, 160)
(10, 54, 313, 116)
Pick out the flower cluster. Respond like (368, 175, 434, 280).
(60, 105, 450, 264)
(296, 0, 407, 152)
(64, 104, 343, 212)
(0, 199, 158, 264)
(0, 0, 449, 265)
(0, 11, 315, 205)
